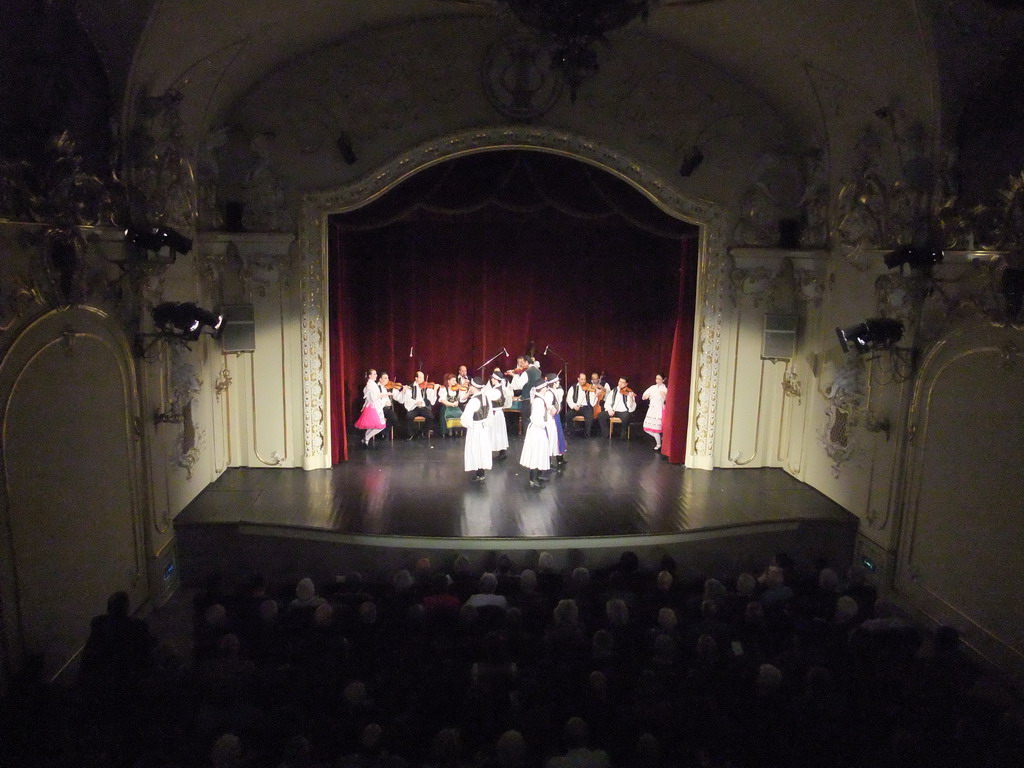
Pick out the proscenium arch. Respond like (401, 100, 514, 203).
(297, 127, 726, 470)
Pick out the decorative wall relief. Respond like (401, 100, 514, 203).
(165, 343, 204, 478)
(0, 133, 124, 305)
(819, 357, 866, 476)
(732, 150, 807, 247)
(482, 32, 563, 120)
(835, 108, 940, 265)
(125, 89, 197, 232)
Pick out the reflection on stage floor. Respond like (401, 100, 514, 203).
(177, 433, 853, 540)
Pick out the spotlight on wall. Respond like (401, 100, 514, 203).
(835, 317, 904, 354)
(125, 226, 193, 256)
(151, 302, 223, 342)
(883, 245, 943, 272)
(678, 147, 704, 178)
(336, 133, 357, 165)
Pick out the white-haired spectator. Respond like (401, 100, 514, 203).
(466, 572, 508, 610)
(290, 577, 326, 611)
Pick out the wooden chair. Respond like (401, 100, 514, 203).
(571, 415, 587, 436)
(609, 416, 631, 440)
(411, 416, 433, 440)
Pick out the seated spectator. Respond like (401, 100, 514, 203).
(423, 727, 471, 768)
(759, 566, 794, 611)
(79, 591, 155, 683)
(337, 723, 409, 768)
(289, 577, 327, 612)
(422, 572, 461, 623)
(209, 732, 244, 768)
(545, 717, 610, 768)
(465, 573, 508, 611)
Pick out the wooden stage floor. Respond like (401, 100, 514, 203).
(176, 433, 854, 541)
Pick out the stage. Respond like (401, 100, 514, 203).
(173, 432, 858, 585)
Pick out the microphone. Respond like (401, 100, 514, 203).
(543, 345, 550, 356)
(502, 347, 509, 357)
(409, 347, 414, 358)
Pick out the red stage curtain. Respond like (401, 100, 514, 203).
(661, 238, 697, 464)
(328, 226, 350, 463)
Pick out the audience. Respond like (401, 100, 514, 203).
(1, 550, 1018, 768)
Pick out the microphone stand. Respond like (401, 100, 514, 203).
(477, 348, 507, 375)
(543, 346, 568, 417)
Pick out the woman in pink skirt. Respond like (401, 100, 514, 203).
(355, 369, 387, 448)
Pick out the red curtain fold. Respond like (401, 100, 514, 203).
(329, 226, 349, 463)
(661, 238, 697, 464)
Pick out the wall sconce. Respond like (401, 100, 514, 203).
(835, 318, 904, 354)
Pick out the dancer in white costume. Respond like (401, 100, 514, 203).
(488, 368, 511, 461)
(460, 378, 493, 482)
(520, 374, 556, 488)
(642, 373, 668, 450)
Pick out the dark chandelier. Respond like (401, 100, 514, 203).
(502, 0, 656, 102)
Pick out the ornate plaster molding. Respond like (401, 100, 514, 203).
(298, 126, 724, 469)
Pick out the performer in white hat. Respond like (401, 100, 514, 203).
(489, 368, 512, 461)
(520, 374, 555, 488)
(460, 377, 493, 482)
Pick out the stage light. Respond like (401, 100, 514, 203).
(154, 226, 193, 255)
(152, 302, 223, 341)
(883, 245, 943, 271)
(835, 318, 904, 354)
(125, 225, 193, 256)
(125, 226, 165, 252)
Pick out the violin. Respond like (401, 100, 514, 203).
(384, 381, 404, 390)
(581, 383, 601, 393)
(505, 363, 528, 376)
(451, 383, 468, 392)
(618, 386, 634, 396)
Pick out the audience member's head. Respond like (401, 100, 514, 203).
(537, 551, 556, 573)
(210, 733, 242, 768)
(295, 577, 317, 602)
(107, 591, 130, 618)
(818, 568, 840, 591)
(736, 572, 758, 597)
(393, 569, 414, 592)
(606, 599, 629, 627)
(494, 730, 527, 768)
(519, 569, 537, 594)
(655, 570, 673, 592)
(478, 572, 499, 595)
(553, 599, 579, 626)
(563, 717, 590, 749)
(657, 607, 678, 631)
(756, 663, 783, 695)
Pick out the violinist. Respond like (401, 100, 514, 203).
(404, 370, 437, 440)
(597, 377, 637, 440)
(377, 371, 401, 435)
(455, 365, 471, 395)
(438, 374, 466, 438)
(510, 355, 542, 410)
(505, 356, 530, 410)
(566, 372, 600, 438)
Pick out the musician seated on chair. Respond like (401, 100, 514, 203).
(597, 377, 637, 439)
(566, 372, 600, 438)
(403, 370, 437, 439)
